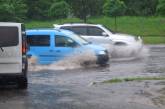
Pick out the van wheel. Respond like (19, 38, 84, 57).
(17, 77, 28, 89)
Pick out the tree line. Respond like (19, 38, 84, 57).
(0, 0, 165, 22)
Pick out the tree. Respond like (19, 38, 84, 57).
(65, 0, 89, 22)
(103, 0, 126, 31)
(25, 0, 53, 20)
(103, 0, 126, 16)
(0, 0, 27, 21)
(65, 0, 104, 22)
(48, 1, 70, 19)
(88, 0, 105, 16)
(156, 0, 165, 15)
(124, 0, 158, 16)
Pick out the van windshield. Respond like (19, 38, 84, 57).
(0, 26, 19, 47)
(70, 33, 89, 45)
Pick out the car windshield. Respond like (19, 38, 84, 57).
(70, 33, 89, 45)
(102, 25, 116, 34)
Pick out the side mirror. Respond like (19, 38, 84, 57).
(102, 32, 109, 37)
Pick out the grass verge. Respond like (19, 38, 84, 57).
(101, 77, 165, 84)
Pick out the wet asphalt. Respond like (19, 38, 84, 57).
(0, 45, 165, 109)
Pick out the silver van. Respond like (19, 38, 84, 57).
(0, 22, 28, 89)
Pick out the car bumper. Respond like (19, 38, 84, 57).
(0, 73, 26, 84)
(96, 54, 109, 65)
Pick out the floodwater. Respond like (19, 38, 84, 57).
(0, 45, 165, 109)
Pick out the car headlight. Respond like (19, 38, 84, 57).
(134, 36, 141, 41)
(134, 36, 139, 41)
(98, 50, 106, 55)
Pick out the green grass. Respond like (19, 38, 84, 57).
(142, 36, 165, 44)
(25, 18, 83, 29)
(25, 16, 165, 44)
(102, 77, 165, 84)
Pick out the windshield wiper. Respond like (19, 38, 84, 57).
(0, 47, 4, 52)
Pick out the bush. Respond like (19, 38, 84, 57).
(124, 0, 158, 16)
(48, 1, 69, 19)
(26, 0, 55, 20)
(0, 0, 27, 22)
(103, 0, 126, 17)
(157, 0, 165, 16)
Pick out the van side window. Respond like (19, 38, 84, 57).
(55, 35, 76, 47)
(27, 35, 50, 46)
(87, 26, 104, 36)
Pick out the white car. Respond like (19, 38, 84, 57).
(54, 23, 143, 58)
(0, 22, 28, 89)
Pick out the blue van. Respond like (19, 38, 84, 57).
(26, 29, 109, 66)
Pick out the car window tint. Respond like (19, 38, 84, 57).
(60, 26, 72, 31)
(27, 35, 50, 46)
(71, 27, 87, 35)
(61, 26, 87, 35)
(87, 26, 104, 36)
(55, 35, 76, 47)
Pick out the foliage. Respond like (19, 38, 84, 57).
(103, 0, 126, 16)
(65, 0, 105, 22)
(0, 0, 164, 22)
(124, 0, 158, 16)
(48, 1, 69, 19)
(87, 0, 105, 16)
(157, 0, 165, 15)
(0, 0, 27, 21)
(25, 0, 53, 20)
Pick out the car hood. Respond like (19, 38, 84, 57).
(111, 33, 137, 42)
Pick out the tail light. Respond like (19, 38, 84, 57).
(22, 40, 27, 54)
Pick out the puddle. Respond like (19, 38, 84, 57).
(115, 46, 149, 61)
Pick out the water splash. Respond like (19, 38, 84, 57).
(102, 43, 149, 60)
(112, 46, 149, 62)
(28, 50, 97, 71)
(28, 43, 149, 71)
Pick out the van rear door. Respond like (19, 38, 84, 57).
(0, 24, 22, 74)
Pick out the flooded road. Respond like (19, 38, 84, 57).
(0, 45, 165, 109)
